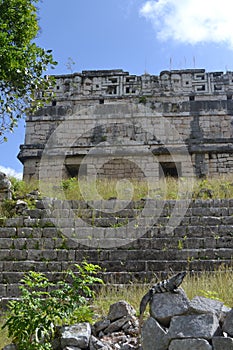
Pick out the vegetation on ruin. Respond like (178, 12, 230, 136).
(0, 0, 57, 141)
(40, 174, 233, 201)
(1, 262, 103, 349)
(0, 177, 39, 218)
(94, 265, 233, 318)
(2, 174, 233, 219)
(1, 265, 233, 348)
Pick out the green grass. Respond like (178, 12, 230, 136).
(93, 266, 233, 318)
(38, 174, 233, 201)
(2, 174, 233, 205)
(0, 316, 11, 349)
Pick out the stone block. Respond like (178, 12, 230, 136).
(141, 317, 169, 350)
(223, 309, 233, 336)
(16, 227, 32, 238)
(212, 336, 233, 350)
(0, 228, 16, 238)
(168, 313, 220, 340)
(5, 217, 24, 227)
(94, 318, 111, 333)
(42, 227, 59, 237)
(23, 218, 40, 227)
(104, 316, 132, 334)
(6, 284, 20, 297)
(218, 225, 233, 236)
(26, 209, 42, 219)
(189, 296, 225, 320)
(61, 323, 91, 349)
(89, 335, 108, 350)
(107, 300, 136, 321)
(1, 239, 13, 249)
(169, 338, 212, 350)
(0, 250, 12, 261)
(150, 289, 190, 327)
(222, 216, 233, 225)
(0, 284, 7, 297)
(12, 238, 27, 249)
(199, 216, 222, 226)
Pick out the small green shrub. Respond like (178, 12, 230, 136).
(10, 177, 39, 199)
(0, 199, 16, 218)
(2, 262, 103, 350)
(138, 96, 147, 104)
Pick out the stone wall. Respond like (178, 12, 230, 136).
(1, 198, 233, 299)
(18, 69, 233, 180)
(142, 289, 233, 350)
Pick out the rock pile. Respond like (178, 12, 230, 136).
(3, 300, 141, 350)
(4, 291, 233, 350)
(58, 300, 140, 350)
(142, 288, 232, 350)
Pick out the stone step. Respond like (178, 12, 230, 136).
(1, 258, 233, 298)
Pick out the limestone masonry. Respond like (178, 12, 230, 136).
(18, 69, 233, 180)
(1, 198, 233, 299)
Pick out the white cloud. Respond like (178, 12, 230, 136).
(0, 165, 23, 180)
(140, 0, 233, 48)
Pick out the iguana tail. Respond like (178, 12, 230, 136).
(139, 290, 152, 333)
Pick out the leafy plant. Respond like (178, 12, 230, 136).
(0, 0, 57, 141)
(138, 96, 147, 104)
(2, 262, 103, 350)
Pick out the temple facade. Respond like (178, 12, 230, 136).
(18, 69, 233, 181)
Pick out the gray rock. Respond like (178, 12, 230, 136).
(168, 313, 220, 340)
(150, 288, 190, 326)
(141, 317, 169, 350)
(223, 309, 233, 336)
(0, 172, 11, 200)
(189, 296, 224, 319)
(63, 347, 82, 350)
(89, 335, 110, 350)
(220, 305, 232, 326)
(107, 301, 136, 322)
(0, 172, 11, 190)
(169, 338, 212, 350)
(2, 345, 17, 350)
(94, 318, 111, 333)
(52, 336, 61, 350)
(15, 199, 28, 215)
(61, 323, 91, 349)
(121, 344, 137, 350)
(104, 316, 132, 334)
(212, 336, 233, 350)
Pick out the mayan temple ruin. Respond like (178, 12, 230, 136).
(18, 68, 233, 181)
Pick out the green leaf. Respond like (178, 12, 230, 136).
(0, 0, 57, 141)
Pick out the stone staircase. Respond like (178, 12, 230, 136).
(1, 198, 233, 298)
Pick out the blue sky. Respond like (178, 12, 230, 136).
(2, 0, 233, 178)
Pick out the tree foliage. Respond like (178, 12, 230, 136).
(0, 0, 57, 141)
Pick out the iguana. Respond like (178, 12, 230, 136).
(139, 271, 186, 332)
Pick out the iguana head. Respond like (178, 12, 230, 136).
(169, 271, 187, 288)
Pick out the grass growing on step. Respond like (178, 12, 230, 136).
(5, 174, 233, 202)
(39, 174, 233, 201)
